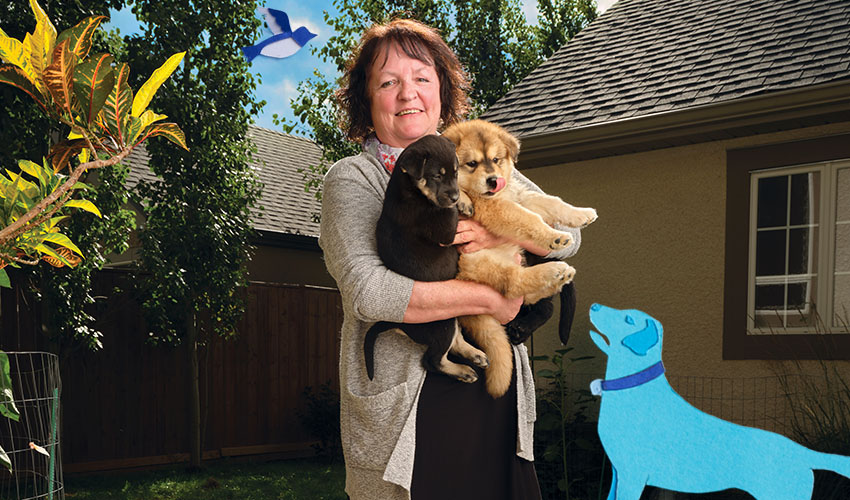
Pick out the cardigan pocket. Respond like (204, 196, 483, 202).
(346, 381, 412, 470)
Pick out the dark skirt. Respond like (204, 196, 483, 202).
(410, 365, 542, 500)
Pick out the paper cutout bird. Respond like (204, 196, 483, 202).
(242, 8, 316, 62)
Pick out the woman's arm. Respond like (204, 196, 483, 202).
(404, 279, 523, 325)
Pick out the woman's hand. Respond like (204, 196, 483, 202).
(490, 293, 524, 325)
(453, 218, 509, 253)
(453, 218, 551, 256)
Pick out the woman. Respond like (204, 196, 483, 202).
(318, 18, 581, 500)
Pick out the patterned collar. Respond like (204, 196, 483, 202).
(363, 133, 405, 173)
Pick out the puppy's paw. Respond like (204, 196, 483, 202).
(471, 352, 489, 369)
(457, 191, 474, 217)
(548, 231, 574, 250)
(561, 207, 597, 228)
(455, 366, 479, 383)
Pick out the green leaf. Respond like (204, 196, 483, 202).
(40, 232, 83, 256)
(537, 368, 556, 379)
(55, 16, 107, 59)
(136, 122, 188, 150)
(34, 244, 74, 266)
(73, 53, 114, 124)
(99, 62, 131, 145)
(0, 351, 20, 422)
(0, 63, 50, 113)
(0, 268, 9, 288)
(43, 39, 77, 116)
(65, 199, 101, 217)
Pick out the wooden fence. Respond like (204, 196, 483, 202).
(0, 270, 342, 472)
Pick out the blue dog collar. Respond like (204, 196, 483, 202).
(590, 361, 665, 396)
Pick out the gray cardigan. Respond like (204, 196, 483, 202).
(318, 150, 580, 500)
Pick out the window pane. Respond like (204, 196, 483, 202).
(837, 167, 850, 221)
(787, 282, 808, 309)
(790, 173, 816, 226)
(757, 176, 788, 228)
(788, 227, 816, 275)
(836, 224, 850, 274)
(756, 230, 786, 276)
(834, 275, 850, 330)
(755, 284, 784, 309)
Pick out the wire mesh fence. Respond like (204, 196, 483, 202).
(0, 352, 64, 500)
(534, 371, 832, 500)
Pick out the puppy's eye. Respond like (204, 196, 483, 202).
(466, 160, 478, 168)
(625, 315, 635, 325)
(493, 157, 499, 163)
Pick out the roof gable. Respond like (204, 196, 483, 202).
(484, 0, 850, 138)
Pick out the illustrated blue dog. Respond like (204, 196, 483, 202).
(588, 303, 850, 500)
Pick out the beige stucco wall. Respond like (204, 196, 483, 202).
(522, 121, 850, 386)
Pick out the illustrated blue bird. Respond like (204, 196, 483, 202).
(241, 8, 317, 62)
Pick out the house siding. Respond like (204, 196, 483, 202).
(521, 120, 850, 384)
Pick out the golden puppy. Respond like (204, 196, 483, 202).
(442, 119, 597, 397)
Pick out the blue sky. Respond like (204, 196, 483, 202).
(107, 0, 615, 137)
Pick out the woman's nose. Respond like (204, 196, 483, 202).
(398, 80, 415, 100)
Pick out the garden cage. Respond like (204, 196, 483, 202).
(1, 351, 63, 500)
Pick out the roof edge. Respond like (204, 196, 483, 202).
(517, 79, 850, 168)
(252, 230, 321, 252)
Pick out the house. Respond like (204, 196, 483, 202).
(121, 126, 335, 288)
(483, 0, 850, 398)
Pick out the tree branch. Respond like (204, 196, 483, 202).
(0, 147, 132, 246)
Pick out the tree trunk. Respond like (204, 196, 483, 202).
(186, 308, 202, 470)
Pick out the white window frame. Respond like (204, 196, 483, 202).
(747, 159, 850, 335)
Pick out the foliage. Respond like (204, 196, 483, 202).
(297, 382, 343, 463)
(533, 347, 602, 500)
(0, 0, 187, 286)
(776, 360, 850, 499)
(0, 0, 186, 473)
(0, 351, 22, 472)
(1, 0, 142, 351)
(124, 0, 263, 468)
(280, 0, 597, 206)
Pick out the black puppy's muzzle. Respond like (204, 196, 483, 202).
(437, 188, 459, 208)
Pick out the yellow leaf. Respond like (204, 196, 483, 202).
(139, 109, 167, 130)
(131, 51, 185, 117)
(41, 232, 83, 256)
(0, 36, 40, 87)
(67, 131, 89, 163)
(64, 199, 101, 217)
(29, 0, 56, 57)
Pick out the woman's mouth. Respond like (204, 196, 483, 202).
(396, 109, 421, 116)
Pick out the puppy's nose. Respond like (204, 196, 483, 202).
(448, 191, 459, 203)
(590, 303, 601, 311)
(486, 176, 499, 190)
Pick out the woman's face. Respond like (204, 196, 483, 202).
(368, 42, 442, 149)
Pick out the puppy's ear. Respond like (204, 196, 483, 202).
(621, 320, 659, 356)
(399, 150, 428, 179)
(497, 127, 520, 163)
(441, 126, 460, 147)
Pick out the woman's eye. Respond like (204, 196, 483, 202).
(380, 80, 395, 88)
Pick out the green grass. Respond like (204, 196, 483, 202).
(63, 458, 346, 500)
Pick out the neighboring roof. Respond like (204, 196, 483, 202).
(124, 126, 323, 239)
(484, 0, 850, 139)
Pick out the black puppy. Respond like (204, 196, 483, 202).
(364, 135, 489, 382)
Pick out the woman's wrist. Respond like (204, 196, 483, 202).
(403, 279, 508, 323)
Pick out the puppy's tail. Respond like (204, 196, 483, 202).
(460, 315, 513, 398)
(558, 281, 577, 345)
(364, 321, 397, 380)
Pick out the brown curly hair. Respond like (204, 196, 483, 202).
(336, 19, 470, 144)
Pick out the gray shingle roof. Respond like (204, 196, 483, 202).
(483, 0, 850, 137)
(124, 126, 323, 238)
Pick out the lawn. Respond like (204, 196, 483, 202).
(63, 458, 346, 500)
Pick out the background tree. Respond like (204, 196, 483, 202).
(125, 0, 263, 469)
(282, 0, 597, 205)
(2, 0, 137, 353)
